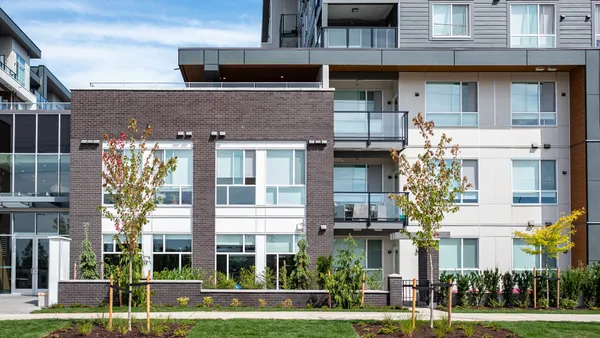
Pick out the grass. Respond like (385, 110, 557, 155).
(0, 319, 70, 338)
(32, 305, 408, 314)
(445, 307, 600, 314)
(494, 321, 600, 338)
(186, 319, 355, 338)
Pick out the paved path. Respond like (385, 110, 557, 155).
(0, 309, 599, 322)
(0, 296, 39, 314)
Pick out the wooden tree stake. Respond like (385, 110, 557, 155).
(146, 270, 151, 332)
(361, 271, 366, 306)
(109, 274, 113, 329)
(412, 278, 417, 329)
(557, 267, 561, 309)
(328, 270, 332, 308)
(533, 267, 537, 309)
(448, 279, 453, 327)
(73, 263, 77, 280)
(117, 266, 123, 307)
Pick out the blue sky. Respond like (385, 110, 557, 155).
(0, 0, 262, 89)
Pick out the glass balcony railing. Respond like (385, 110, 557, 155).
(103, 185, 192, 206)
(319, 27, 397, 48)
(0, 102, 71, 110)
(334, 111, 408, 144)
(89, 82, 323, 89)
(0, 60, 25, 87)
(334, 192, 407, 223)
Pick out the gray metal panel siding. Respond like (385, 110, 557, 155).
(179, 50, 204, 65)
(310, 50, 382, 65)
(455, 51, 526, 65)
(559, 1, 593, 48)
(382, 50, 454, 65)
(219, 50, 244, 64)
(204, 50, 218, 64)
(527, 50, 586, 65)
(244, 50, 310, 64)
(399, 0, 508, 48)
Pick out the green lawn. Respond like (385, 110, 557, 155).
(494, 321, 600, 338)
(445, 307, 600, 314)
(32, 306, 407, 314)
(0, 319, 70, 338)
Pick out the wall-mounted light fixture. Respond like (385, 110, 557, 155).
(544, 221, 553, 226)
(80, 139, 100, 145)
(531, 143, 539, 149)
(586, 15, 592, 22)
(307, 140, 328, 145)
(176, 131, 185, 139)
(535, 67, 545, 72)
(184, 131, 193, 139)
(547, 67, 557, 72)
(319, 224, 327, 231)
(560, 14, 566, 22)
(543, 143, 551, 149)
(210, 131, 226, 139)
(527, 220, 535, 227)
(351, 7, 359, 14)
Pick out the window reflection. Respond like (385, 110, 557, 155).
(14, 155, 35, 194)
(37, 115, 59, 153)
(14, 115, 36, 153)
(37, 155, 58, 196)
(0, 154, 11, 193)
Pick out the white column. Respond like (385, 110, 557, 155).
(48, 236, 71, 306)
(255, 235, 266, 274)
(255, 150, 266, 206)
(398, 238, 419, 280)
(319, 65, 330, 88)
(142, 234, 153, 277)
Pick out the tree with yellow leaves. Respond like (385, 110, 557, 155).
(514, 208, 585, 305)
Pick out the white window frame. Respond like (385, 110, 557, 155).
(265, 149, 306, 206)
(266, 234, 299, 289)
(15, 53, 25, 86)
(431, 3, 472, 39)
(152, 234, 192, 273)
(215, 234, 256, 279)
(448, 159, 479, 204)
(512, 238, 558, 271)
(216, 149, 256, 206)
(334, 237, 383, 273)
(511, 160, 558, 205)
(510, 82, 557, 126)
(509, 3, 557, 48)
(425, 81, 479, 126)
(594, 3, 600, 48)
(439, 238, 480, 275)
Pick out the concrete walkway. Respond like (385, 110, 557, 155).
(0, 296, 39, 314)
(0, 309, 599, 322)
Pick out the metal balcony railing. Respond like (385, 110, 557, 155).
(334, 111, 408, 145)
(0, 60, 25, 87)
(318, 27, 398, 48)
(0, 102, 71, 110)
(89, 82, 323, 89)
(334, 192, 407, 224)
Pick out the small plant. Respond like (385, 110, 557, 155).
(258, 298, 267, 308)
(113, 319, 128, 335)
(316, 255, 333, 289)
(48, 303, 65, 309)
(481, 334, 492, 338)
(202, 296, 214, 308)
(502, 271, 516, 306)
(79, 223, 100, 280)
(455, 273, 470, 307)
(459, 323, 476, 337)
(538, 297, 549, 309)
(230, 298, 243, 308)
(69, 303, 89, 308)
(488, 298, 506, 308)
(173, 326, 189, 337)
(378, 325, 399, 334)
(468, 271, 486, 307)
(400, 318, 416, 336)
(177, 296, 189, 307)
(281, 298, 293, 309)
(214, 304, 221, 309)
(381, 313, 394, 327)
(362, 334, 375, 338)
(433, 325, 446, 338)
(76, 321, 93, 336)
(560, 298, 578, 310)
(305, 303, 313, 309)
(483, 267, 501, 306)
(151, 323, 168, 336)
(290, 236, 311, 290)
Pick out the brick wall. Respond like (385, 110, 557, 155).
(418, 247, 439, 282)
(70, 89, 334, 275)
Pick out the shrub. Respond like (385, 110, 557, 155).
(202, 297, 213, 308)
(258, 298, 267, 308)
(365, 270, 383, 290)
(281, 298, 293, 309)
(538, 298, 549, 309)
(316, 255, 333, 289)
(400, 317, 416, 336)
(501, 271, 516, 307)
(582, 262, 600, 307)
(325, 235, 365, 309)
(483, 267, 501, 306)
(238, 266, 265, 289)
(455, 273, 470, 307)
(514, 270, 533, 307)
(437, 272, 453, 307)
(488, 298, 506, 308)
(279, 263, 289, 290)
(79, 224, 99, 280)
(153, 266, 204, 280)
(173, 326, 189, 337)
(378, 325, 399, 334)
(561, 267, 584, 303)
(230, 298, 242, 308)
(305, 303, 312, 309)
(290, 236, 310, 289)
(560, 299, 578, 310)
(458, 323, 475, 338)
(177, 297, 189, 307)
(468, 271, 486, 307)
(76, 321, 93, 336)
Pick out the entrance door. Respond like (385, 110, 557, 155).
(12, 237, 49, 295)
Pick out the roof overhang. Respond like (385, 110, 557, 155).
(0, 8, 42, 58)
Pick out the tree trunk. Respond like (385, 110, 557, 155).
(545, 256, 549, 306)
(128, 255, 133, 331)
(428, 248, 434, 329)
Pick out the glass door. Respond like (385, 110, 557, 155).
(12, 237, 48, 295)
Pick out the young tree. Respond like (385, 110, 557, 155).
(290, 236, 311, 289)
(79, 222, 99, 279)
(325, 235, 365, 309)
(98, 118, 177, 331)
(514, 208, 585, 305)
(390, 113, 470, 328)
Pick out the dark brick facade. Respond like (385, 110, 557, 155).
(70, 89, 334, 275)
(418, 247, 439, 282)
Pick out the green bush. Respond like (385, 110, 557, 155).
(290, 236, 310, 289)
(437, 271, 453, 307)
(468, 271, 486, 307)
(316, 255, 333, 289)
(560, 298, 578, 310)
(514, 270, 533, 307)
(153, 266, 204, 280)
(325, 235, 365, 309)
(501, 271, 516, 307)
(561, 267, 584, 302)
(582, 262, 600, 307)
(483, 267, 501, 306)
(455, 273, 470, 307)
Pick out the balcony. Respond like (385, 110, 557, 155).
(334, 111, 408, 149)
(279, 14, 299, 48)
(0, 60, 35, 102)
(318, 27, 397, 48)
(0, 102, 71, 111)
(334, 192, 407, 228)
(89, 82, 323, 89)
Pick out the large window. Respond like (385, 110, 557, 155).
(510, 4, 556, 48)
(334, 238, 383, 275)
(512, 238, 557, 270)
(511, 82, 556, 126)
(512, 160, 557, 204)
(266, 150, 305, 205)
(426, 82, 478, 126)
(266, 235, 298, 289)
(431, 3, 470, 38)
(155, 149, 192, 205)
(439, 238, 479, 275)
(102, 234, 142, 268)
(216, 150, 256, 205)
(152, 234, 192, 272)
(452, 160, 479, 203)
(16, 54, 25, 85)
(216, 234, 256, 280)
(334, 165, 367, 192)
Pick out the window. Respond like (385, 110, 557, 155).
(432, 4, 470, 38)
(153, 234, 192, 273)
(334, 165, 367, 192)
(155, 149, 193, 205)
(439, 238, 479, 275)
(426, 82, 478, 126)
(449, 160, 478, 203)
(102, 234, 142, 270)
(512, 238, 557, 270)
(216, 150, 256, 205)
(510, 4, 556, 48)
(596, 5, 600, 47)
(37, 115, 59, 153)
(512, 160, 556, 204)
(511, 82, 556, 126)
(266, 150, 305, 205)
(216, 234, 256, 280)
(16, 54, 25, 85)
(266, 235, 298, 289)
(334, 238, 383, 275)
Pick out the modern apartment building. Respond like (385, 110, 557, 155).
(0, 7, 71, 295)
(65, 0, 600, 291)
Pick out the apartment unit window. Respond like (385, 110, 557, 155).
(334, 238, 382, 275)
(216, 150, 256, 205)
(432, 3, 470, 38)
(425, 82, 478, 126)
(155, 149, 193, 205)
(446, 160, 478, 203)
(266, 235, 297, 289)
(152, 234, 191, 272)
(334, 165, 367, 192)
(510, 4, 556, 48)
(266, 150, 305, 205)
(596, 5, 600, 47)
(513, 238, 557, 270)
(16, 54, 25, 85)
(439, 238, 479, 275)
(511, 82, 556, 126)
(102, 234, 142, 267)
(512, 160, 557, 204)
(216, 234, 256, 279)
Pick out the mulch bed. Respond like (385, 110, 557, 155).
(44, 322, 191, 337)
(353, 322, 518, 337)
